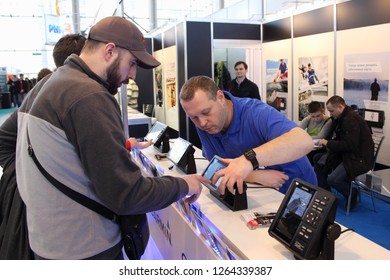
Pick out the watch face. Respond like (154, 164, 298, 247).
(244, 149, 259, 170)
(245, 149, 255, 159)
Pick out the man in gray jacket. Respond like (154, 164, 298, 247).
(15, 16, 205, 259)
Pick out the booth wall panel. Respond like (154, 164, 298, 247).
(154, 34, 162, 51)
(186, 21, 212, 148)
(136, 37, 154, 113)
(293, 5, 334, 38)
(164, 27, 176, 48)
(177, 22, 186, 140)
(263, 18, 291, 43)
(213, 23, 260, 40)
(337, 0, 390, 31)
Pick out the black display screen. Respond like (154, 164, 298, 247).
(363, 109, 385, 128)
(201, 156, 227, 192)
(271, 181, 315, 244)
(167, 137, 192, 165)
(144, 121, 167, 144)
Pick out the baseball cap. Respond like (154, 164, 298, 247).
(88, 16, 160, 69)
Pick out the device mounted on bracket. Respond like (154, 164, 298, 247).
(144, 121, 169, 153)
(201, 155, 248, 211)
(268, 178, 341, 260)
(167, 137, 197, 174)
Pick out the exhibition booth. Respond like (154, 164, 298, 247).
(136, 0, 389, 168)
(121, 0, 390, 260)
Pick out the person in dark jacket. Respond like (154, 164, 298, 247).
(314, 96, 374, 210)
(228, 61, 261, 100)
(0, 34, 88, 260)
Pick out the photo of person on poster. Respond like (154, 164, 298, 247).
(343, 52, 389, 109)
(266, 58, 288, 114)
(298, 56, 328, 121)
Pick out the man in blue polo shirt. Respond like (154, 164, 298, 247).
(179, 75, 317, 195)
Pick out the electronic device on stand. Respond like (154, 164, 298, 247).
(201, 155, 248, 211)
(268, 178, 341, 260)
(167, 137, 197, 174)
(144, 121, 169, 153)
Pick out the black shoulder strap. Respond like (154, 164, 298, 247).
(26, 127, 119, 224)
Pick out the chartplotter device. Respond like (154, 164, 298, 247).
(201, 155, 248, 211)
(167, 137, 196, 174)
(201, 155, 226, 192)
(362, 109, 385, 128)
(268, 178, 341, 260)
(144, 121, 168, 151)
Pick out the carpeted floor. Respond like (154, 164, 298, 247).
(335, 191, 390, 250)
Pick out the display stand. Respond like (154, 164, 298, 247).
(295, 222, 341, 260)
(161, 134, 170, 153)
(209, 183, 248, 211)
(182, 147, 197, 174)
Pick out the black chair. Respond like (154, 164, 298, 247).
(346, 135, 385, 216)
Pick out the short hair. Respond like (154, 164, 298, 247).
(234, 61, 248, 70)
(308, 101, 323, 113)
(326, 95, 346, 107)
(180, 76, 219, 102)
(53, 34, 86, 67)
(37, 68, 53, 82)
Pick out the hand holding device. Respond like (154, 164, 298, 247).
(202, 156, 248, 211)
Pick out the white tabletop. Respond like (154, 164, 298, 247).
(140, 144, 390, 260)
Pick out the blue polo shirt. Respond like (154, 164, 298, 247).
(197, 91, 317, 193)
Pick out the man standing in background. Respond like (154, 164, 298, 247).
(229, 61, 261, 100)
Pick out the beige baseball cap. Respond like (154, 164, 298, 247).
(88, 16, 160, 69)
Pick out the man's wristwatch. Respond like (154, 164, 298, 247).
(244, 149, 259, 170)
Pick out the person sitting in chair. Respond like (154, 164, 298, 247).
(314, 96, 374, 211)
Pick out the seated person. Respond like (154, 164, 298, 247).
(314, 96, 374, 211)
(299, 101, 332, 165)
(179, 75, 317, 195)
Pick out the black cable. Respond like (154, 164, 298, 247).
(340, 228, 355, 234)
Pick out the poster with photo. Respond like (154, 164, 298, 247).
(297, 55, 329, 121)
(266, 58, 288, 116)
(163, 45, 178, 130)
(155, 67, 163, 107)
(343, 52, 389, 112)
(343, 52, 389, 143)
(153, 50, 165, 123)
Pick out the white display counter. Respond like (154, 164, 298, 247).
(133, 144, 390, 260)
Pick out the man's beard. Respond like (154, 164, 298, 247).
(106, 56, 123, 95)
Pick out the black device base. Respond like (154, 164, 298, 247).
(183, 148, 197, 174)
(294, 222, 341, 260)
(209, 183, 248, 211)
(154, 134, 170, 153)
(161, 134, 170, 153)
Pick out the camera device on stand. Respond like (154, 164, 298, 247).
(201, 155, 248, 211)
(268, 178, 341, 260)
(167, 137, 196, 174)
(144, 121, 169, 153)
